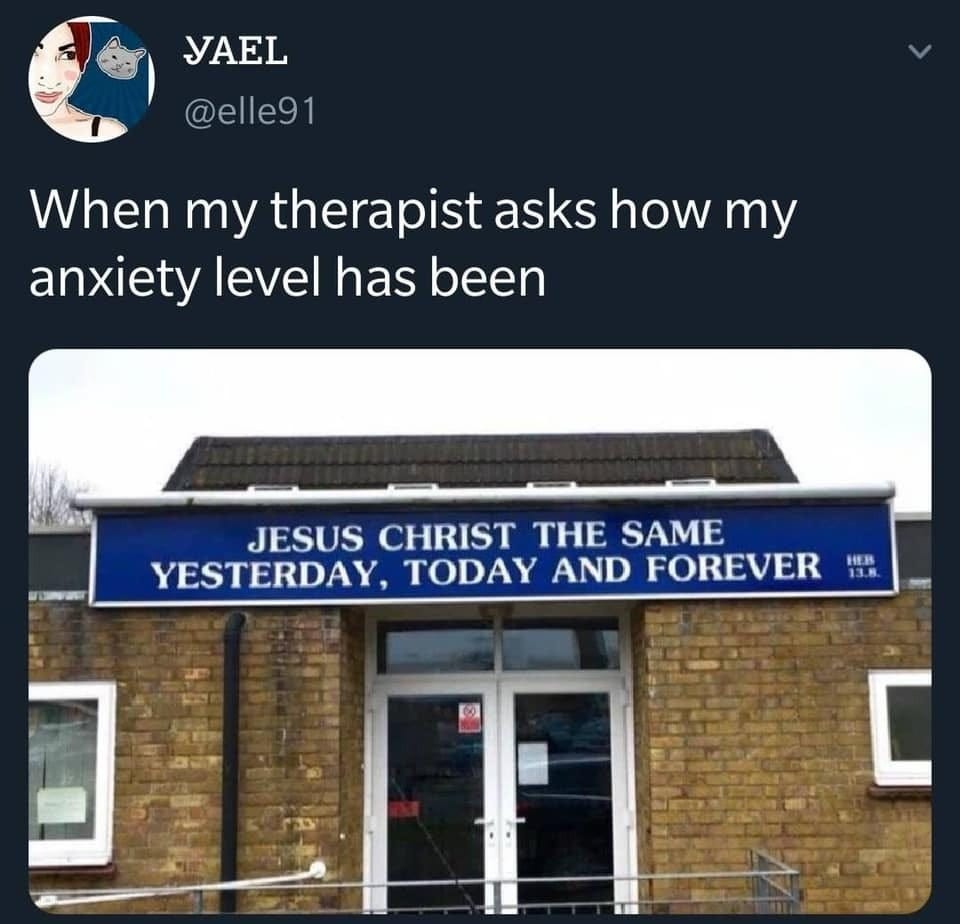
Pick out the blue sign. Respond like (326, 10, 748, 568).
(90, 502, 897, 606)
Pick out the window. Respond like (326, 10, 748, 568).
(503, 618, 620, 670)
(375, 614, 623, 674)
(29, 681, 117, 867)
(868, 669, 931, 787)
(378, 621, 495, 673)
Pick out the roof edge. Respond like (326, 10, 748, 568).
(77, 481, 895, 511)
(176, 427, 778, 442)
(28, 524, 92, 535)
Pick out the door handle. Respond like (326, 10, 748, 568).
(506, 817, 526, 825)
(474, 817, 497, 842)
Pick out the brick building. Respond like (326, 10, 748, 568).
(28, 432, 931, 913)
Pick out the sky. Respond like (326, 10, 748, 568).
(28, 349, 931, 511)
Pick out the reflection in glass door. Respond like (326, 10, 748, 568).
(500, 683, 627, 914)
(369, 613, 633, 913)
(385, 695, 489, 912)
(513, 693, 613, 911)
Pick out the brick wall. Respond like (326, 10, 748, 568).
(28, 603, 366, 913)
(29, 592, 932, 914)
(636, 591, 931, 913)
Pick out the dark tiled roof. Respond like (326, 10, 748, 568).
(164, 431, 797, 490)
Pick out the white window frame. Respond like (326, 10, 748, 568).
(29, 681, 117, 867)
(868, 669, 931, 787)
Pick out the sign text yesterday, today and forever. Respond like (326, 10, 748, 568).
(91, 504, 896, 605)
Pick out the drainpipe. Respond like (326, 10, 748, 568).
(220, 612, 246, 912)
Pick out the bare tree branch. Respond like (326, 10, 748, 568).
(28, 461, 91, 527)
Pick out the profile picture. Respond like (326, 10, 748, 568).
(29, 16, 154, 142)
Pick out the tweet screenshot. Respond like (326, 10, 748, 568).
(17, 0, 946, 918)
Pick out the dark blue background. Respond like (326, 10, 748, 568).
(6, 3, 948, 914)
(7, 2, 952, 341)
(70, 21, 150, 130)
(92, 502, 895, 604)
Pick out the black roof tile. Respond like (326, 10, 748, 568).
(164, 430, 797, 491)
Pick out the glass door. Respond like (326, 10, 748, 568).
(371, 683, 499, 912)
(368, 610, 635, 913)
(499, 680, 630, 913)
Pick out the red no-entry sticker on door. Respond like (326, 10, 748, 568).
(458, 701, 482, 734)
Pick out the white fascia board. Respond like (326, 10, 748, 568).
(74, 481, 896, 510)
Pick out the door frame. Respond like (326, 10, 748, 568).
(369, 678, 501, 912)
(362, 604, 640, 913)
(497, 675, 631, 913)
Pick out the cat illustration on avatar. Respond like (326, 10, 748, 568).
(30, 20, 151, 142)
(30, 21, 125, 141)
(96, 36, 146, 80)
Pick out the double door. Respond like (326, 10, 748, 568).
(370, 677, 631, 913)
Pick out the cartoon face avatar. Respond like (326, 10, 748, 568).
(29, 21, 85, 118)
(96, 36, 146, 80)
(29, 20, 135, 141)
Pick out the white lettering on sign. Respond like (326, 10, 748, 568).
(403, 557, 537, 587)
(246, 524, 364, 554)
(620, 519, 725, 548)
(132, 512, 848, 600)
(150, 559, 379, 590)
(532, 520, 608, 549)
(377, 521, 516, 552)
(551, 556, 631, 584)
(645, 552, 821, 583)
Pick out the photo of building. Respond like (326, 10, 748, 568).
(28, 429, 931, 913)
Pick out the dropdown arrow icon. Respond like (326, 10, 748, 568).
(908, 44, 932, 60)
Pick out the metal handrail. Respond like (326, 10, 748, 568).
(35, 870, 800, 897)
(34, 861, 327, 910)
(32, 849, 802, 913)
